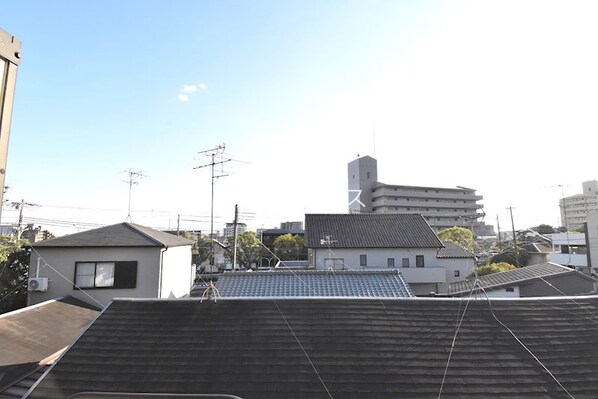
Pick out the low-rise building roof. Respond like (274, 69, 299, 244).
(305, 213, 444, 249)
(27, 296, 598, 398)
(0, 297, 100, 398)
(436, 241, 475, 258)
(31, 223, 194, 248)
(192, 270, 414, 298)
(449, 262, 597, 295)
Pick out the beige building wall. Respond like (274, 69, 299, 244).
(28, 247, 163, 308)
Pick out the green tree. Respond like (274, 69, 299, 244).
(188, 234, 214, 267)
(490, 246, 528, 267)
(469, 262, 517, 278)
(437, 226, 475, 252)
(273, 234, 304, 261)
(0, 236, 31, 314)
(225, 231, 261, 270)
(534, 224, 555, 234)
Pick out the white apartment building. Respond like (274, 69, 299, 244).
(560, 180, 598, 231)
(348, 156, 494, 236)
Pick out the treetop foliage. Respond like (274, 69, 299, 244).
(437, 226, 475, 252)
(469, 262, 517, 278)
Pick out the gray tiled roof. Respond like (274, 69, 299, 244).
(449, 262, 595, 294)
(194, 270, 414, 298)
(436, 241, 475, 258)
(32, 223, 194, 248)
(27, 296, 598, 398)
(305, 213, 443, 248)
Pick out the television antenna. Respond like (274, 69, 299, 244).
(320, 234, 338, 270)
(122, 169, 147, 222)
(194, 143, 231, 266)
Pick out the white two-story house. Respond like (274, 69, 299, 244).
(305, 213, 467, 295)
(27, 223, 195, 308)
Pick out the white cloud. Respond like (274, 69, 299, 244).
(177, 82, 207, 101)
(181, 84, 199, 93)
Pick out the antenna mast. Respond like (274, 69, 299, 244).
(321, 234, 338, 270)
(122, 169, 147, 222)
(194, 143, 231, 267)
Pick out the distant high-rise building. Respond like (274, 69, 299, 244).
(224, 222, 247, 239)
(560, 180, 598, 231)
(347, 155, 494, 236)
(280, 221, 303, 230)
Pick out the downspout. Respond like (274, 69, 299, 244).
(158, 246, 168, 298)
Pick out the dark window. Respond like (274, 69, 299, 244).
(387, 258, 395, 268)
(454, 270, 460, 277)
(367, 172, 370, 179)
(505, 287, 515, 292)
(360, 254, 367, 267)
(402, 258, 409, 268)
(74, 261, 137, 289)
(416, 255, 424, 268)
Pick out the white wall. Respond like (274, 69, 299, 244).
(437, 258, 475, 284)
(549, 253, 587, 267)
(483, 286, 520, 298)
(312, 247, 441, 270)
(28, 247, 162, 308)
(160, 245, 193, 298)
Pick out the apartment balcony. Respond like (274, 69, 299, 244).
(549, 253, 587, 267)
(371, 197, 483, 209)
(372, 187, 483, 201)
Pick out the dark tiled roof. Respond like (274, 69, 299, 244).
(305, 213, 443, 248)
(28, 296, 598, 398)
(449, 262, 596, 295)
(32, 223, 194, 248)
(0, 365, 49, 399)
(436, 242, 475, 258)
(193, 270, 414, 298)
(0, 297, 99, 394)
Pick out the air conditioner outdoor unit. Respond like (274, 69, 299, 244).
(28, 277, 49, 292)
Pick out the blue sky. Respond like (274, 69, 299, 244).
(2, 0, 598, 236)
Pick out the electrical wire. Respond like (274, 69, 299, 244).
(477, 284, 576, 399)
(274, 300, 334, 399)
(437, 279, 478, 399)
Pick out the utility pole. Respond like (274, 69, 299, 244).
(508, 206, 519, 267)
(194, 144, 231, 266)
(232, 204, 238, 271)
(122, 169, 147, 222)
(496, 214, 502, 251)
(11, 199, 38, 239)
